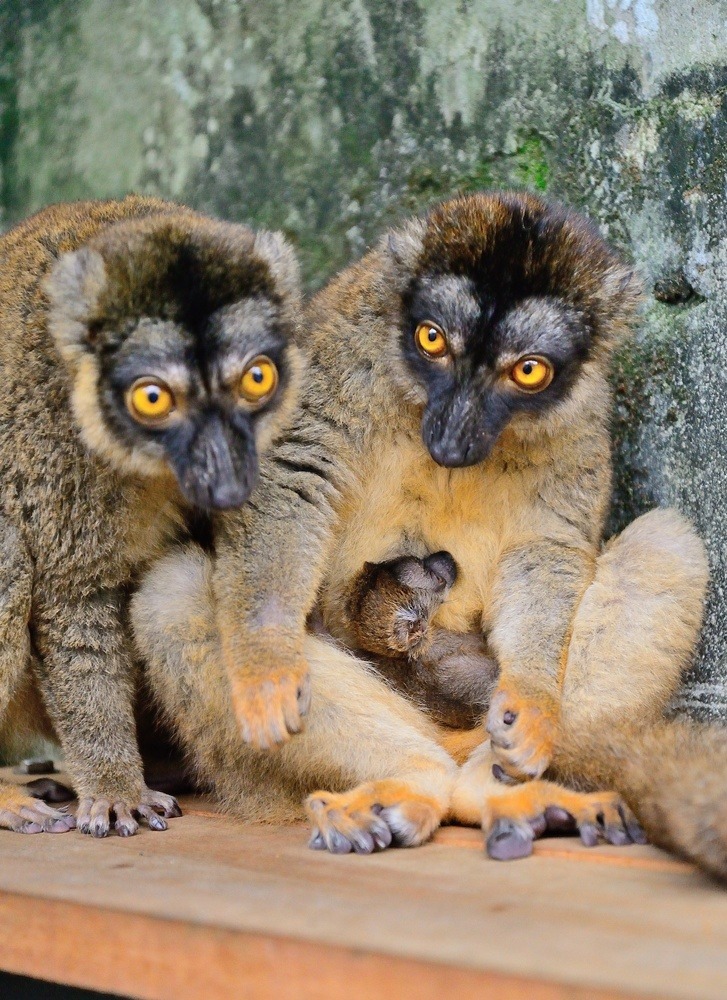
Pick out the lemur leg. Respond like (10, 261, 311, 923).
(449, 508, 707, 859)
(554, 507, 709, 778)
(133, 545, 457, 854)
(0, 518, 74, 833)
(33, 588, 180, 838)
(450, 737, 641, 859)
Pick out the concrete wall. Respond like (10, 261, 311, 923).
(2, 0, 727, 716)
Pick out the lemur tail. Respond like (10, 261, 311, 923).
(555, 719, 727, 881)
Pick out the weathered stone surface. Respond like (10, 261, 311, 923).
(1, 0, 727, 716)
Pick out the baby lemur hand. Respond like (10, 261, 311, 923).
(346, 552, 498, 728)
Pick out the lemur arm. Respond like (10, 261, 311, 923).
(212, 425, 340, 749)
(486, 538, 595, 777)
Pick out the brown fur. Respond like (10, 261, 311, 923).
(133, 192, 705, 859)
(343, 553, 497, 728)
(0, 196, 302, 836)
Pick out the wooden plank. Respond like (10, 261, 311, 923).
(0, 891, 653, 1000)
(1, 769, 726, 1000)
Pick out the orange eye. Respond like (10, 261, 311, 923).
(510, 356, 553, 392)
(239, 355, 278, 404)
(127, 379, 175, 423)
(415, 322, 448, 359)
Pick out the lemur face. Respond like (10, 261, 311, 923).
(349, 551, 457, 657)
(47, 217, 301, 510)
(388, 192, 638, 468)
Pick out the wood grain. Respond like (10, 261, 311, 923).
(0, 770, 725, 1000)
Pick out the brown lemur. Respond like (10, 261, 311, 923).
(341, 552, 497, 728)
(0, 195, 304, 837)
(341, 539, 727, 876)
(132, 191, 709, 867)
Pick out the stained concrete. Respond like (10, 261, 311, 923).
(1, 0, 726, 715)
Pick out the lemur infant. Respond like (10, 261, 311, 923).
(0, 196, 301, 837)
(344, 551, 497, 729)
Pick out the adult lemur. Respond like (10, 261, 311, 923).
(0, 196, 303, 837)
(133, 192, 719, 874)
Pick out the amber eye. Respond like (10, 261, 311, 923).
(239, 355, 279, 404)
(510, 356, 554, 392)
(127, 379, 176, 423)
(415, 322, 448, 359)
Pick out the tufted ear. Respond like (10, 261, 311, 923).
(45, 246, 107, 364)
(386, 217, 427, 269)
(594, 262, 644, 351)
(378, 216, 428, 292)
(252, 230, 302, 309)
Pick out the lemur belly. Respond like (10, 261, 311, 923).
(323, 432, 524, 640)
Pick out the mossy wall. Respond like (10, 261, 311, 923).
(2, 0, 727, 716)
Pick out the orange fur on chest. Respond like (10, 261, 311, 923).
(321, 433, 539, 640)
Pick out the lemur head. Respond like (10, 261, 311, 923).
(383, 191, 640, 468)
(347, 551, 457, 657)
(46, 212, 302, 510)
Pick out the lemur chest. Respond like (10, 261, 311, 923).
(325, 434, 525, 634)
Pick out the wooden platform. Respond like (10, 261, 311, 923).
(0, 770, 726, 1000)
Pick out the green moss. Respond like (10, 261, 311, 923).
(514, 135, 550, 192)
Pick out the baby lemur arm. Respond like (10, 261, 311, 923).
(213, 423, 340, 749)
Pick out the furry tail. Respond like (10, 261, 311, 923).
(555, 719, 727, 881)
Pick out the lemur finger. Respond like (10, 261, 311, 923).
(579, 821, 600, 847)
(113, 802, 139, 838)
(620, 804, 647, 844)
(15, 806, 74, 833)
(76, 797, 112, 838)
(141, 788, 182, 818)
(486, 818, 535, 860)
(136, 804, 168, 831)
(308, 829, 326, 850)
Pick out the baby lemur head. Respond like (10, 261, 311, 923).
(382, 191, 641, 468)
(347, 551, 457, 657)
(46, 211, 302, 510)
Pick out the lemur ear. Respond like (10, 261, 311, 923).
(253, 230, 302, 309)
(597, 263, 644, 345)
(45, 247, 107, 361)
(380, 217, 427, 290)
(386, 218, 427, 267)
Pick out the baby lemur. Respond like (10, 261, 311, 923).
(344, 552, 497, 728)
(134, 192, 715, 873)
(0, 195, 302, 837)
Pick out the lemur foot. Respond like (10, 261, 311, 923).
(486, 687, 557, 779)
(76, 786, 181, 838)
(483, 782, 645, 860)
(306, 780, 442, 854)
(0, 784, 75, 834)
(231, 664, 311, 750)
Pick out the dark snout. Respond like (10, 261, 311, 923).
(170, 412, 259, 511)
(422, 389, 510, 469)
